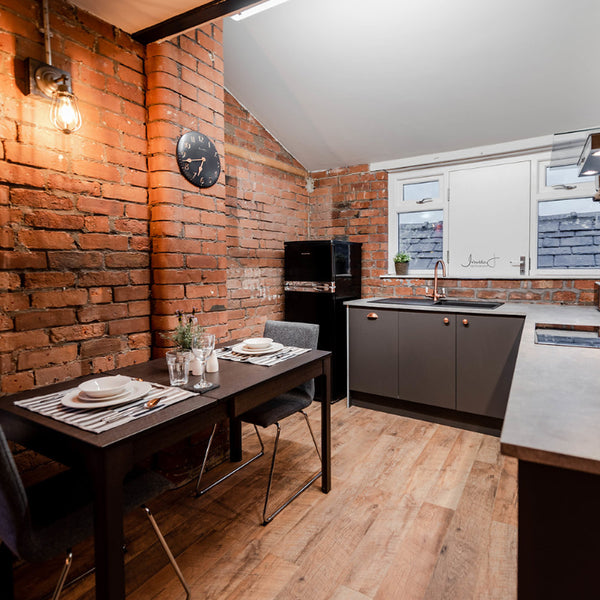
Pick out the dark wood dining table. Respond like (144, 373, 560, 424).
(0, 349, 331, 600)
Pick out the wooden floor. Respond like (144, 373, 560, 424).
(14, 402, 518, 600)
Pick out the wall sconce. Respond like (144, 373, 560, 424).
(25, 0, 82, 134)
(577, 133, 600, 176)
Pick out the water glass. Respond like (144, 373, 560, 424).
(191, 333, 216, 389)
(165, 350, 191, 386)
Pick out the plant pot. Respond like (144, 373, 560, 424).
(394, 261, 409, 275)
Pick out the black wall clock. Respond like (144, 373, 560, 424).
(176, 131, 221, 188)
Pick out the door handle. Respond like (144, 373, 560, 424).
(443, 317, 450, 325)
(509, 256, 526, 275)
(462, 318, 469, 326)
(367, 312, 378, 320)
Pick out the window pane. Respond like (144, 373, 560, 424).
(398, 210, 443, 270)
(538, 197, 600, 269)
(545, 164, 595, 187)
(403, 181, 439, 203)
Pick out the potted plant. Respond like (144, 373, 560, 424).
(393, 251, 410, 275)
(164, 310, 205, 374)
(169, 309, 203, 351)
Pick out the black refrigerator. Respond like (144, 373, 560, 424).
(284, 240, 362, 402)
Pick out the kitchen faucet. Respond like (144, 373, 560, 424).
(426, 259, 446, 302)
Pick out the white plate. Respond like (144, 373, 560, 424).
(242, 337, 273, 350)
(78, 375, 131, 398)
(62, 381, 152, 409)
(78, 385, 133, 403)
(232, 342, 284, 356)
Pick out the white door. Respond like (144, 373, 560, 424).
(448, 161, 530, 278)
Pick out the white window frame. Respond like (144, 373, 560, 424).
(384, 142, 600, 279)
(530, 155, 600, 278)
(387, 172, 447, 276)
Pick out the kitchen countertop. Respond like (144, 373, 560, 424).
(346, 298, 600, 475)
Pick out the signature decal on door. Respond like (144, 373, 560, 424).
(461, 254, 500, 268)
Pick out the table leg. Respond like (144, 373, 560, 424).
(321, 356, 331, 493)
(230, 417, 242, 462)
(90, 448, 128, 600)
(0, 543, 14, 600)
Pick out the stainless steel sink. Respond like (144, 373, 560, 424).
(369, 297, 504, 309)
(435, 298, 504, 309)
(369, 298, 436, 306)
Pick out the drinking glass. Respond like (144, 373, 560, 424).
(165, 350, 191, 386)
(191, 333, 215, 389)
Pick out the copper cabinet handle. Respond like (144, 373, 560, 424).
(462, 318, 469, 326)
(367, 312, 378, 320)
(443, 317, 450, 325)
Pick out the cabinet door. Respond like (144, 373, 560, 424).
(397, 311, 456, 409)
(456, 314, 524, 418)
(348, 308, 399, 398)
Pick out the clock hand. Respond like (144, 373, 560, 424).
(182, 157, 206, 163)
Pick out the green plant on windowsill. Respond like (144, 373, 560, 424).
(393, 251, 410, 275)
(166, 309, 204, 351)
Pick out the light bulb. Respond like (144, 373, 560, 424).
(50, 82, 81, 134)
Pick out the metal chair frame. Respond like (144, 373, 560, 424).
(195, 410, 322, 525)
(48, 504, 190, 600)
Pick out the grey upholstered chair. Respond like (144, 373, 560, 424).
(195, 320, 322, 524)
(0, 426, 190, 600)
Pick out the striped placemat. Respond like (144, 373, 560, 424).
(215, 345, 310, 366)
(14, 382, 197, 434)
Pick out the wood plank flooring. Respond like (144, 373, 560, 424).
(13, 402, 517, 600)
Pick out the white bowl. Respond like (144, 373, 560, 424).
(78, 375, 131, 398)
(243, 337, 273, 350)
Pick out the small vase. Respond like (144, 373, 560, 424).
(394, 261, 409, 275)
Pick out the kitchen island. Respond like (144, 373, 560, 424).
(347, 298, 600, 599)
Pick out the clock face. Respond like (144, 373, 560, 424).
(176, 131, 221, 188)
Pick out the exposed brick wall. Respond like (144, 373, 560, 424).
(146, 27, 229, 352)
(224, 92, 309, 340)
(0, 0, 149, 395)
(310, 166, 598, 305)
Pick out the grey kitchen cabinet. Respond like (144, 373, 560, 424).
(397, 310, 456, 409)
(456, 313, 524, 418)
(348, 305, 524, 420)
(348, 307, 399, 398)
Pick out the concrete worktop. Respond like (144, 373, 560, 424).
(346, 298, 600, 475)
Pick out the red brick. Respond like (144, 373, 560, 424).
(18, 230, 75, 250)
(10, 189, 74, 210)
(35, 362, 85, 387)
(2, 372, 35, 395)
(80, 337, 125, 358)
(22, 272, 74, 289)
(0, 330, 49, 352)
(18, 344, 78, 370)
(78, 304, 128, 323)
(0, 292, 28, 311)
(108, 317, 149, 335)
(79, 234, 129, 250)
(15, 309, 76, 331)
(47, 251, 103, 270)
(0, 251, 47, 269)
(78, 196, 123, 216)
(31, 289, 88, 308)
(78, 272, 129, 287)
(24, 211, 85, 230)
(50, 323, 106, 343)
(89, 287, 113, 304)
(552, 291, 578, 304)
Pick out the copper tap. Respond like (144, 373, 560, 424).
(428, 259, 446, 302)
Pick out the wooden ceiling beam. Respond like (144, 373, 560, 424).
(132, 0, 262, 44)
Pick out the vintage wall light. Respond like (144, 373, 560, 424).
(25, 0, 82, 134)
(577, 133, 600, 177)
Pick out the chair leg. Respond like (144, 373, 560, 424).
(262, 412, 323, 526)
(0, 543, 15, 600)
(50, 551, 72, 600)
(195, 423, 264, 497)
(142, 505, 191, 600)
